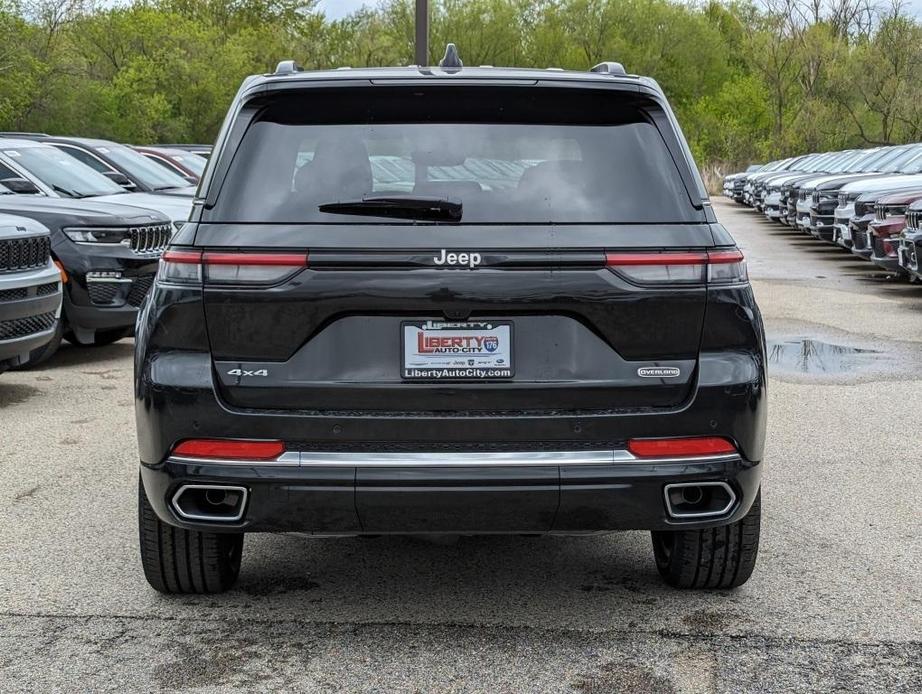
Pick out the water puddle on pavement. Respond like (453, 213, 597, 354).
(766, 338, 880, 375)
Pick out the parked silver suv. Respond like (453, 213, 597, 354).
(0, 213, 62, 372)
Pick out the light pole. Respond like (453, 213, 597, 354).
(415, 0, 428, 66)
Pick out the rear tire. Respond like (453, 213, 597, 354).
(651, 489, 760, 589)
(138, 478, 243, 594)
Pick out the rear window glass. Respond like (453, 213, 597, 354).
(210, 88, 700, 224)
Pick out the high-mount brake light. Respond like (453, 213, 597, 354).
(604, 249, 747, 285)
(172, 438, 286, 461)
(627, 437, 737, 458)
(157, 249, 309, 285)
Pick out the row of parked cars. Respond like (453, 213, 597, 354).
(0, 135, 210, 374)
(722, 144, 922, 281)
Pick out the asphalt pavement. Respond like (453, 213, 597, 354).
(0, 198, 919, 692)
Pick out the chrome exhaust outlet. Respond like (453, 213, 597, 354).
(171, 484, 248, 522)
(663, 482, 736, 519)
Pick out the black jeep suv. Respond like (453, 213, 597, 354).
(135, 52, 767, 594)
(0, 193, 172, 362)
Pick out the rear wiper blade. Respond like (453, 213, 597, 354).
(318, 195, 462, 221)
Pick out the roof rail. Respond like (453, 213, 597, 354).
(589, 62, 627, 76)
(274, 60, 303, 75)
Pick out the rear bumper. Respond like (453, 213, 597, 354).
(136, 344, 767, 534)
(140, 449, 762, 534)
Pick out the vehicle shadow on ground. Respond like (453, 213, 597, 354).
(198, 531, 736, 628)
(0, 381, 42, 408)
(27, 340, 134, 372)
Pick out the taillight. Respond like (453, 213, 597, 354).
(202, 251, 309, 284)
(604, 249, 747, 285)
(172, 438, 286, 460)
(706, 249, 748, 284)
(605, 251, 707, 283)
(158, 249, 309, 285)
(159, 249, 202, 285)
(627, 437, 737, 458)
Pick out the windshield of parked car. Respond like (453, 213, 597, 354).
(1, 145, 125, 197)
(821, 151, 857, 172)
(839, 149, 879, 172)
(881, 146, 922, 173)
(98, 144, 190, 190)
(173, 153, 206, 176)
(212, 88, 703, 224)
(895, 150, 922, 173)
(864, 147, 906, 172)
(796, 153, 829, 172)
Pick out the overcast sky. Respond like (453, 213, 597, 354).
(316, 0, 372, 19)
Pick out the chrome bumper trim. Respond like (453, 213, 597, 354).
(168, 450, 741, 468)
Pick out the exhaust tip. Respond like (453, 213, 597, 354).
(171, 484, 248, 522)
(663, 482, 736, 519)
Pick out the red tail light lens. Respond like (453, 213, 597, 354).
(605, 251, 706, 283)
(706, 249, 748, 284)
(158, 249, 309, 285)
(605, 249, 746, 285)
(203, 251, 309, 284)
(173, 439, 286, 460)
(627, 437, 737, 457)
(159, 249, 203, 285)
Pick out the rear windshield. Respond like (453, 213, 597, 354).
(210, 88, 701, 224)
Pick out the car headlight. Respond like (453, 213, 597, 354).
(63, 227, 131, 245)
(173, 220, 185, 232)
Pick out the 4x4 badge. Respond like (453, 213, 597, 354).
(227, 368, 269, 377)
(637, 367, 681, 378)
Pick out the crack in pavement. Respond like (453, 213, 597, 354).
(1, 611, 919, 649)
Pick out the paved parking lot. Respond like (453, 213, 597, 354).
(1, 199, 920, 692)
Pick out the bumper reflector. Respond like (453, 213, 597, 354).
(627, 436, 736, 458)
(172, 438, 285, 461)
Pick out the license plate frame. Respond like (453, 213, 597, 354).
(401, 320, 514, 381)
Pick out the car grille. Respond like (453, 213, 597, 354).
(838, 192, 848, 207)
(128, 224, 172, 255)
(811, 191, 819, 204)
(0, 236, 51, 273)
(0, 282, 57, 303)
(87, 281, 123, 305)
(0, 287, 28, 302)
(798, 190, 807, 201)
(127, 274, 154, 307)
(0, 311, 56, 341)
(875, 203, 886, 221)
(87, 275, 155, 307)
(906, 209, 921, 231)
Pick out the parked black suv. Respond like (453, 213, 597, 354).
(0, 193, 172, 362)
(136, 53, 767, 594)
